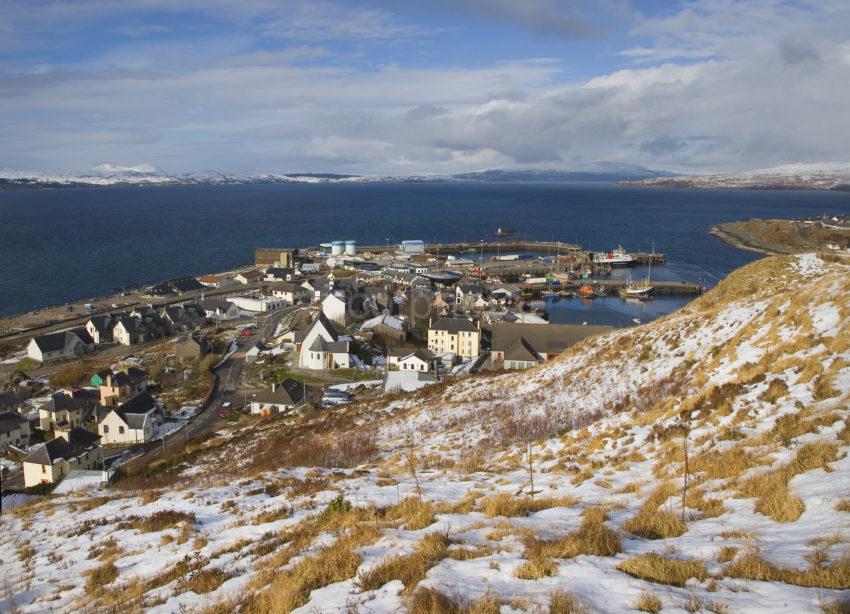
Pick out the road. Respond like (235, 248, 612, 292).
(117, 305, 301, 475)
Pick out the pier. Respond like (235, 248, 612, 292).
(356, 240, 667, 264)
(526, 279, 704, 297)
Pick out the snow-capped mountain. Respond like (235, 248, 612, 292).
(0, 162, 671, 189)
(621, 162, 850, 190)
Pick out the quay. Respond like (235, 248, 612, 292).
(523, 279, 703, 297)
(356, 240, 666, 264)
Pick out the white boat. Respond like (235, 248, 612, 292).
(622, 278, 654, 298)
(594, 246, 636, 267)
(492, 254, 520, 261)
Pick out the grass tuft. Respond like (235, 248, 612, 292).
(617, 553, 706, 587)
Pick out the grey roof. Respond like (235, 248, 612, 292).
(24, 427, 100, 466)
(199, 298, 235, 312)
(0, 411, 27, 434)
(253, 379, 305, 406)
(387, 347, 433, 362)
(269, 281, 304, 293)
(308, 337, 349, 353)
(0, 392, 25, 410)
(491, 323, 613, 360)
(32, 329, 92, 353)
(116, 391, 157, 417)
(430, 318, 478, 333)
(304, 311, 339, 342)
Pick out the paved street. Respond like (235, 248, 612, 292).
(117, 305, 299, 475)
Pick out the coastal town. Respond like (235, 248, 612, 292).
(4, 220, 850, 495)
(1, 234, 650, 493)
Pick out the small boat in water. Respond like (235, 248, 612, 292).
(578, 285, 596, 298)
(494, 227, 516, 237)
(492, 254, 520, 262)
(541, 291, 559, 299)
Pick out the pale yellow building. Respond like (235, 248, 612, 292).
(427, 318, 480, 359)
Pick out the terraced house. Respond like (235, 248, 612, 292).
(97, 390, 161, 445)
(427, 317, 481, 359)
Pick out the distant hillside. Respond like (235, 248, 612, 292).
(622, 162, 850, 191)
(0, 162, 670, 189)
(455, 163, 671, 183)
(3, 251, 849, 613)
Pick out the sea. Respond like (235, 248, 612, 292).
(1, 182, 847, 325)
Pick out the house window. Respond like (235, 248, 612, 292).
(119, 426, 125, 434)
(42, 465, 47, 474)
(103, 425, 109, 433)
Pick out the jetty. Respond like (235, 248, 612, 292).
(522, 279, 703, 297)
(357, 240, 667, 264)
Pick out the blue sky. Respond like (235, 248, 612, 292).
(1, 1, 849, 175)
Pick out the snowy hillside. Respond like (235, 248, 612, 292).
(622, 162, 850, 191)
(2, 253, 849, 613)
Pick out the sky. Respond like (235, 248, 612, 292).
(1, 0, 849, 175)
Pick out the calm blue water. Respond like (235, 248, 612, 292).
(0, 182, 847, 319)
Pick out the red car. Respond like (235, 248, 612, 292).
(239, 328, 253, 337)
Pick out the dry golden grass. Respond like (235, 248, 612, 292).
(725, 552, 850, 589)
(251, 505, 291, 525)
(717, 546, 738, 563)
(249, 524, 380, 613)
(184, 567, 232, 594)
(358, 532, 449, 595)
(617, 553, 707, 587)
(514, 555, 558, 579)
(623, 482, 686, 539)
(738, 441, 838, 522)
(836, 500, 850, 513)
(479, 494, 578, 518)
(386, 497, 436, 530)
(523, 507, 621, 561)
(126, 510, 197, 533)
(410, 587, 503, 614)
(84, 561, 119, 593)
(760, 378, 789, 403)
(819, 596, 850, 614)
(447, 545, 494, 560)
(634, 590, 663, 613)
(549, 590, 589, 614)
(140, 490, 160, 504)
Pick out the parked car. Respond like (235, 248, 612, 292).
(219, 402, 231, 418)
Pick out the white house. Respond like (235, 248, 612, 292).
(296, 312, 351, 370)
(199, 299, 241, 321)
(235, 269, 264, 285)
(269, 281, 309, 306)
(321, 293, 348, 325)
(386, 348, 434, 372)
(0, 412, 31, 451)
(27, 329, 94, 363)
(383, 370, 437, 395)
(22, 428, 102, 488)
(227, 295, 285, 313)
(249, 379, 306, 414)
(98, 391, 160, 445)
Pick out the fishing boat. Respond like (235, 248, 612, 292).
(541, 291, 559, 299)
(578, 285, 596, 298)
(593, 246, 636, 267)
(621, 279, 654, 299)
(494, 227, 516, 237)
(492, 254, 520, 262)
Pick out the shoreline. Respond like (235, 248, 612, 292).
(708, 224, 787, 256)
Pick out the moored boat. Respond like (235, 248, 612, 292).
(593, 246, 636, 267)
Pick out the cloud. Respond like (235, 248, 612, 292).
(437, 0, 632, 38)
(1, 1, 850, 174)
